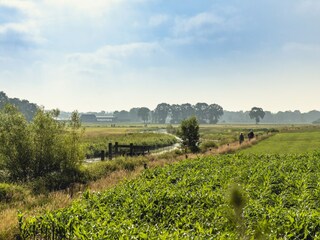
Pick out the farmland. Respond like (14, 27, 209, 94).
(18, 125, 320, 239)
(19, 152, 320, 239)
(2, 124, 320, 239)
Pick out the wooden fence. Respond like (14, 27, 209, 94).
(97, 142, 153, 160)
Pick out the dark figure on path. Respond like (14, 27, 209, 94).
(248, 130, 255, 141)
(239, 132, 245, 144)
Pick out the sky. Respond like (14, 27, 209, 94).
(0, 0, 319, 113)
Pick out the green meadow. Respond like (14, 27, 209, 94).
(240, 130, 320, 154)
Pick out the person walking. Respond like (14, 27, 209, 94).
(239, 132, 245, 144)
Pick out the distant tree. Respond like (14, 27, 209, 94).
(0, 91, 9, 109)
(206, 104, 224, 124)
(154, 103, 171, 124)
(170, 104, 183, 124)
(138, 107, 150, 123)
(249, 107, 265, 124)
(129, 108, 140, 122)
(179, 116, 200, 153)
(114, 110, 130, 122)
(0, 91, 38, 121)
(194, 102, 208, 123)
(181, 103, 195, 120)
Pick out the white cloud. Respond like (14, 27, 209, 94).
(66, 42, 164, 74)
(0, 0, 41, 17)
(149, 14, 169, 27)
(174, 12, 224, 34)
(0, 1, 45, 46)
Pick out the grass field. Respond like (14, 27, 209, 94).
(240, 131, 320, 154)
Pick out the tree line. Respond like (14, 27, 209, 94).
(0, 91, 38, 122)
(113, 105, 320, 124)
(113, 102, 224, 124)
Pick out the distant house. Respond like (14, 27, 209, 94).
(80, 114, 97, 122)
(96, 115, 116, 122)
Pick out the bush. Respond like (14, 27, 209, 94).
(31, 168, 87, 194)
(0, 183, 25, 203)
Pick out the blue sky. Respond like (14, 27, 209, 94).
(0, 0, 319, 112)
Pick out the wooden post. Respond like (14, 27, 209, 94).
(108, 143, 112, 160)
(130, 143, 133, 156)
(101, 150, 105, 161)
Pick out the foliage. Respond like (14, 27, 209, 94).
(0, 91, 38, 121)
(137, 107, 150, 123)
(179, 116, 200, 153)
(0, 105, 84, 186)
(0, 183, 25, 203)
(0, 105, 34, 181)
(249, 107, 265, 124)
(206, 103, 224, 124)
(153, 102, 223, 124)
(19, 152, 320, 239)
(153, 103, 171, 124)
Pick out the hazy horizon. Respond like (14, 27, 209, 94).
(1, 1, 319, 113)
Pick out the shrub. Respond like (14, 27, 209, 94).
(0, 183, 25, 203)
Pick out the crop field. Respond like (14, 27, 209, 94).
(241, 131, 320, 154)
(19, 151, 320, 239)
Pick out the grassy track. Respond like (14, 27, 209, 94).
(241, 131, 320, 154)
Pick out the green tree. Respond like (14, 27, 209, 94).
(206, 104, 224, 124)
(0, 104, 33, 181)
(137, 107, 150, 123)
(154, 103, 171, 124)
(194, 102, 208, 123)
(0, 105, 84, 186)
(179, 116, 200, 153)
(249, 107, 265, 124)
(181, 103, 194, 120)
(31, 109, 84, 178)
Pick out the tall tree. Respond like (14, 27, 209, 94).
(154, 103, 171, 124)
(207, 104, 224, 124)
(0, 104, 33, 181)
(179, 116, 200, 153)
(194, 102, 208, 123)
(249, 107, 265, 124)
(181, 103, 195, 120)
(170, 104, 183, 124)
(129, 108, 140, 122)
(138, 107, 150, 123)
